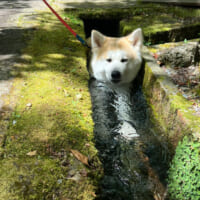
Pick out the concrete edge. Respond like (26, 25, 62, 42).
(142, 46, 200, 151)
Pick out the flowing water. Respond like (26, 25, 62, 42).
(89, 77, 170, 200)
(81, 15, 170, 200)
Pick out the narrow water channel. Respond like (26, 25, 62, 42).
(89, 77, 169, 200)
(81, 16, 171, 200)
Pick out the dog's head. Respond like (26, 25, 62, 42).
(90, 28, 143, 85)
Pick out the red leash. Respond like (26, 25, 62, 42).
(43, 0, 89, 47)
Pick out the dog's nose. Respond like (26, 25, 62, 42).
(111, 71, 121, 80)
(111, 71, 121, 82)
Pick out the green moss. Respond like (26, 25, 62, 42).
(121, 14, 180, 36)
(120, 4, 200, 44)
(0, 7, 102, 200)
(168, 136, 200, 200)
(143, 60, 200, 144)
(0, 158, 100, 200)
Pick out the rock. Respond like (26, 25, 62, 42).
(158, 42, 200, 68)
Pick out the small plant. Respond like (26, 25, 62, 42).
(168, 136, 200, 200)
(144, 41, 151, 46)
(184, 38, 188, 43)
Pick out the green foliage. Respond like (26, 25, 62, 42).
(168, 136, 200, 200)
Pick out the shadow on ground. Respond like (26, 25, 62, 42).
(0, 27, 36, 81)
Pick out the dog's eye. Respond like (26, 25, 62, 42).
(106, 58, 112, 63)
(121, 58, 128, 63)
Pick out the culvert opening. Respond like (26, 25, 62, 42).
(80, 13, 171, 200)
(79, 11, 125, 38)
(82, 18, 121, 38)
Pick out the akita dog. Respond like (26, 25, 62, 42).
(89, 28, 143, 85)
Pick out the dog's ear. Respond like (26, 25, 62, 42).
(91, 30, 105, 49)
(127, 28, 143, 49)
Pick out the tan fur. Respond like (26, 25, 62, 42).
(93, 37, 136, 60)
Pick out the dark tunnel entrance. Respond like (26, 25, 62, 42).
(79, 13, 123, 38)
(82, 18, 121, 38)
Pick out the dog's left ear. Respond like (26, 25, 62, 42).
(127, 28, 143, 49)
(91, 30, 105, 49)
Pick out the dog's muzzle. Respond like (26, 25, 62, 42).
(111, 70, 121, 83)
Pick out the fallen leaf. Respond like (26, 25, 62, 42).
(27, 150, 37, 156)
(70, 149, 89, 166)
(153, 53, 159, 59)
(154, 193, 162, 200)
(90, 192, 97, 198)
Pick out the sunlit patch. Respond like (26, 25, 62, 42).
(46, 53, 66, 59)
(20, 54, 33, 61)
(35, 62, 47, 68)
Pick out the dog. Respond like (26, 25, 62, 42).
(89, 28, 143, 85)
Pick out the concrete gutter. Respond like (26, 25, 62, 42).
(142, 47, 200, 151)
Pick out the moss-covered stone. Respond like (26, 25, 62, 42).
(142, 47, 200, 149)
(120, 4, 200, 44)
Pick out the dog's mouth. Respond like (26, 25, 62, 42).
(111, 79, 121, 84)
